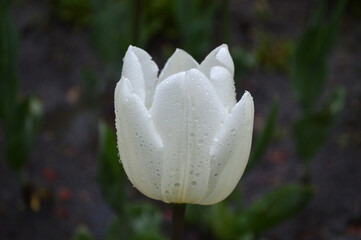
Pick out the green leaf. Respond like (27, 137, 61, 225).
(72, 225, 94, 240)
(105, 203, 165, 240)
(232, 47, 257, 81)
(4, 97, 43, 172)
(127, 203, 165, 240)
(0, 2, 43, 173)
(209, 202, 239, 240)
(105, 217, 132, 240)
(240, 184, 314, 233)
(293, 87, 346, 162)
(0, 0, 19, 122)
(98, 121, 126, 215)
(246, 100, 278, 173)
(90, 0, 131, 70)
(289, 0, 347, 111)
(175, 0, 218, 59)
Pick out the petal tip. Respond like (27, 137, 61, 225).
(219, 43, 229, 49)
(242, 90, 253, 100)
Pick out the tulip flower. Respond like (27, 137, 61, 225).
(114, 44, 254, 206)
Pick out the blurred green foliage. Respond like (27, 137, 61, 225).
(72, 225, 94, 240)
(186, 184, 313, 240)
(105, 204, 165, 240)
(175, 0, 219, 59)
(293, 87, 345, 162)
(89, 0, 132, 71)
(290, 0, 347, 165)
(237, 184, 313, 234)
(0, 0, 43, 175)
(254, 33, 293, 72)
(89, 0, 177, 77)
(289, 0, 347, 111)
(53, 0, 91, 28)
(0, 0, 19, 122)
(349, 0, 361, 17)
(3, 97, 43, 172)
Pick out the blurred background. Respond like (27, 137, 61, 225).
(0, 0, 360, 239)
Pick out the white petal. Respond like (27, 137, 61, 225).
(199, 44, 234, 78)
(150, 69, 227, 203)
(121, 46, 159, 108)
(210, 66, 236, 110)
(199, 91, 254, 205)
(115, 77, 164, 201)
(158, 48, 199, 84)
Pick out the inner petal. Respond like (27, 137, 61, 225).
(158, 49, 199, 84)
(199, 44, 234, 78)
(150, 69, 227, 203)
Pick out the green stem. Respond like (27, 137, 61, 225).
(171, 204, 186, 240)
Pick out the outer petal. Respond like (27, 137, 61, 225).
(210, 66, 236, 111)
(199, 91, 254, 205)
(121, 46, 159, 108)
(115, 77, 164, 201)
(199, 44, 234, 78)
(158, 49, 199, 84)
(150, 69, 227, 203)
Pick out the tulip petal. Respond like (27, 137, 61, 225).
(122, 46, 159, 108)
(199, 44, 234, 78)
(158, 48, 199, 84)
(150, 69, 227, 203)
(210, 66, 237, 111)
(115, 77, 164, 201)
(199, 91, 254, 205)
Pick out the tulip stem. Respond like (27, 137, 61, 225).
(171, 204, 186, 240)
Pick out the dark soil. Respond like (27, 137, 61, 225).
(1, 0, 360, 239)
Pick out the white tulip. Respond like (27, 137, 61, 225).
(114, 44, 254, 205)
